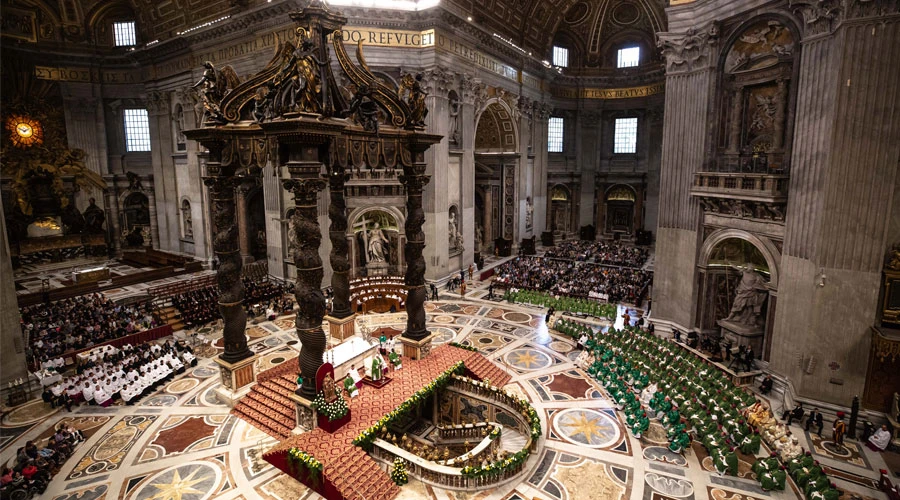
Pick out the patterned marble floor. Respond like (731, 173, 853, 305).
(2, 282, 892, 500)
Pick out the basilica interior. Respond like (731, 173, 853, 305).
(1, 0, 899, 500)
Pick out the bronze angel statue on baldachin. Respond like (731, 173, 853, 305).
(192, 61, 240, 124)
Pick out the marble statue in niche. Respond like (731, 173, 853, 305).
(475, 223, 484, 253)
(726, 265, 768, 326)
(448, 208, 463, 250)
(368, 222, 389, 263)
(448, 91, 461, 146)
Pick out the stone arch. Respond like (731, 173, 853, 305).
(698, 228, 781, 288)
(550, 184, 574, 235)
(605, 183, 636, 201)
(347, 206, 406, 235)
(474, 99, 519, 153)
(603, 184, 637, 234)
(717, 13, 801, 73)
(347, 206, 406, 272)
(85, 0, 140, 46)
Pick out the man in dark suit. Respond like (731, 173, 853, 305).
(783, 403, 804, 425)
(806, 408, 824, 437)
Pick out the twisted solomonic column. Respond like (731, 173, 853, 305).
(326, 163, 352, 319)
(282, 176, 328, 397)
(203, 173, 253, 363)
(399, 159, 431, 341)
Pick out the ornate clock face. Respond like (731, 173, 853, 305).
(6, 115, 43, 148)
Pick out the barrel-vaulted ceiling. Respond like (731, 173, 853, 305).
(444, 0, 666, 56)
(3, 0, 665, 60)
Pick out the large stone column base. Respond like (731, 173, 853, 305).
(324, 313, 357, 343)
(289, 393, 318, 432)
(398, 332, 437, 361)
(213, 354, 258, 407)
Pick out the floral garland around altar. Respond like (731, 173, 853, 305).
(310, 390, 349, 421)
(461, 449, 529, 479)
(352, 361, 465, 450)
(449, 342, 479, 352)
(287, 448, 323, 484)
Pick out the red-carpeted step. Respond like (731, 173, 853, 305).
(232, 374, 298, 439)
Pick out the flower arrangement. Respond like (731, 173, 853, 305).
(310, 390, 349, 421)
(391, 457, 409, 485)
(287, 448, 322, 482)
(449, 342, 479, 352)
(489, 426, 501, 440)
(353, 361, 465, 450)
(460, 449, 529, 478)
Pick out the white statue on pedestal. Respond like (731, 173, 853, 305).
(368, 222, 388, 263)
(726, 265, 769, 326)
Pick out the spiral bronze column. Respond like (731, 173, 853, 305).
(283, 167, 327, 398)
(399, 144, 431, 341)
(203, 151, 253, 364)
(326, 163, 352, 319)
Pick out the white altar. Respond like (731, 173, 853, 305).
(325, 337, 378, 381)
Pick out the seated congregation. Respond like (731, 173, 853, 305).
(494, 254, 651, 306)
(172, 277, 293, 328)
(1, 425, 85, 498)
(20, 293, 162, 372)
(40, 340, 196, 410)
(553, 317, 846, 499)
(544, 240, 649, 268)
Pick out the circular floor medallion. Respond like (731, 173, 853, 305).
(2, 399, 59, 426)
(270, 357, 286, 365)
(433, 315, 455, 324)
(192, 366, 218, 379)
(166, 378, 200, 394)
(552, 408, 621, 448)
(549, 341, 574, 353)
(504, 348, 553, 371)
(431, 327, 456, 344)
(822, 441, 852, 456)
(129, 461, 221, 500)
(503, 311, 533, 323)
(141, 395, 178, 407)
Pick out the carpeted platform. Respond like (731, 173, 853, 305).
(260, 344, 507, 500)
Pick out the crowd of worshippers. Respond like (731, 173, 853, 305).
(19, 293, 161, 371)
(544, 240, 649, 268)
(2, 425, 85, 497)
(172, 278, 293, 327)
(494, 256, 652, 304)
(39, 341, 196, 410)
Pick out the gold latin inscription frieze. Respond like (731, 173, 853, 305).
(551, 82, 665, 100)
(434, 32, 518, 82)
(34, 66, 139, 84)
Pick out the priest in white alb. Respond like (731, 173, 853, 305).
(867, 424, 892, 451)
